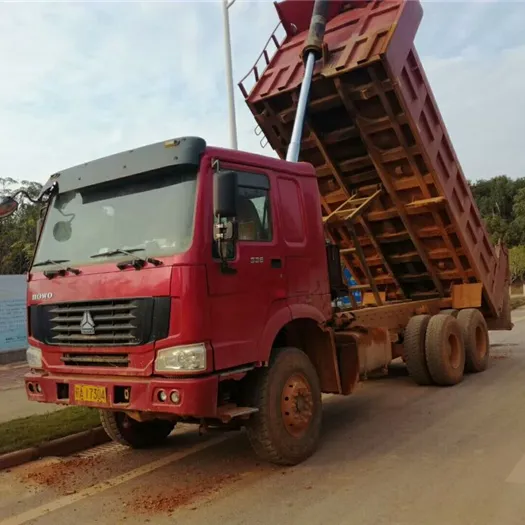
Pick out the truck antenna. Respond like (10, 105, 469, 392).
(286, 0, 329, 163)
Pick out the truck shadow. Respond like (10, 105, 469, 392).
(115, 354, 519, 517)
(121, 381, 441, 515)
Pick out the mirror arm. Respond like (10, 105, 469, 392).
(218, 238, 237, 273)
(220, 259, 237, 275)
(10, 190, 40, 204)
(11, 182, 58, 204)
(215, 218, 237, 275)
(11, 180, 58, 205)
(36, 181, 58, 203)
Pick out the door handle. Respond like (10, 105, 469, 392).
(271, 258, 282, 269)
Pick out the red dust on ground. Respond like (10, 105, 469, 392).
(21, 456, 102, 492)
(127, 472, 240, 514)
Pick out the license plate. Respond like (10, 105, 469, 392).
(74, 385, 108, 405)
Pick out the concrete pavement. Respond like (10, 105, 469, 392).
(0, 364, 63, 424)
(0, 313, 525, 525)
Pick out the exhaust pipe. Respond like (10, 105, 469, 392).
(286, 0, 330, 163)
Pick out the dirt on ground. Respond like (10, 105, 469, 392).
(21, 456, 102, 492)
(126, 471, 241, 514)
(121, 449, 283, 516)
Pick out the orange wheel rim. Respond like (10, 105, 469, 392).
(281, 373, 314, 438)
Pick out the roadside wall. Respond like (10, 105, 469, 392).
(0, 275, 27, 364)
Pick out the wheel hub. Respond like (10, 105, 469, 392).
(281, 373, 314, 438)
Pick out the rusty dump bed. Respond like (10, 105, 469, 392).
(240, 0, 510, 320)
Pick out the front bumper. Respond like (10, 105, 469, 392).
(25, 371, 219, 418)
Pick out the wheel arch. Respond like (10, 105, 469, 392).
(270, 316, 341, 394)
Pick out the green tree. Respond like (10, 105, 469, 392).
(483, 215, 509, 245)
(470, 175, 525, 248)
(513, 187, 525, 218)
(509, 246, 525, 284)
(0, 178, 42, 274)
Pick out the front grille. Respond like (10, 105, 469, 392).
(48, 300, 139, 346)
(30, 297, 170, 348)
(61, 353, 130, 367)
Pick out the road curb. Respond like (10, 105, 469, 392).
(0, 350, 25, 366)
(0, 426, 110, 471)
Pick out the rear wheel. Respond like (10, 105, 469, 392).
(457, 308, 489, 373)
(100, 410, 175, 448)
(245, 347, 322, 466)
(403, 314, 433, 385)
(425, 314, 465, 386)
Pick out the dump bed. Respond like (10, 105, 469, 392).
(240, 0, 510, 320)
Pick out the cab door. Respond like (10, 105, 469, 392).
(206, 164, 286, 370)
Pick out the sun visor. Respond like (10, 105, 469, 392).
(51, 137, 206, 194)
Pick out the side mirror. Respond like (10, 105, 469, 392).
(213, 170, 238, 274)
(214, 170, 238, 219)
(0, 196, 19, 219)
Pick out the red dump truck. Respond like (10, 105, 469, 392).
(0, 0, 511, 466)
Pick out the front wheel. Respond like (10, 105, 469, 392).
(100, 410, 175, 448)
(245, 347, 322, 466)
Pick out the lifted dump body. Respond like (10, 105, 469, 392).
(240, 0, 510, 323)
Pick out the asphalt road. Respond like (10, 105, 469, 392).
(1, 311, 525, 525)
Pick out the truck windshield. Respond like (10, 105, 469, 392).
(33, 166, 198, 270)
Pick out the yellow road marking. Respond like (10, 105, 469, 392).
(0, 435, 227, 525)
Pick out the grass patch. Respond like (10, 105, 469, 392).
(0, 406, 100, 455)
(511, 296, 525, 310)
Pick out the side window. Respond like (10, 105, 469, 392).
(212, 170, 272, 259)
(237, 184, 272, 242)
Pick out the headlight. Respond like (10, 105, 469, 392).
(155, 343, 207, 372)
(26, 346, 43, 369)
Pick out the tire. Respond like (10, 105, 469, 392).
(100, 410, 175, 448)
(457, 308, 490, 373)
(403, 315, 433, 385)
(425, 314, 465, 386)
(440, 309, 459, 318)
(245, 347, 322, 466)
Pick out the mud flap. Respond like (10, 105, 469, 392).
(487, 290, 513, 331)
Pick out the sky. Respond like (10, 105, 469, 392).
(0, 0, 524, 186)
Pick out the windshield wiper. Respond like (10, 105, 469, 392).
(33, 259, 81, 278)
(33, 258, 71, 267)
(90, 247, 162, 269)
(90, 248, 145, 259)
